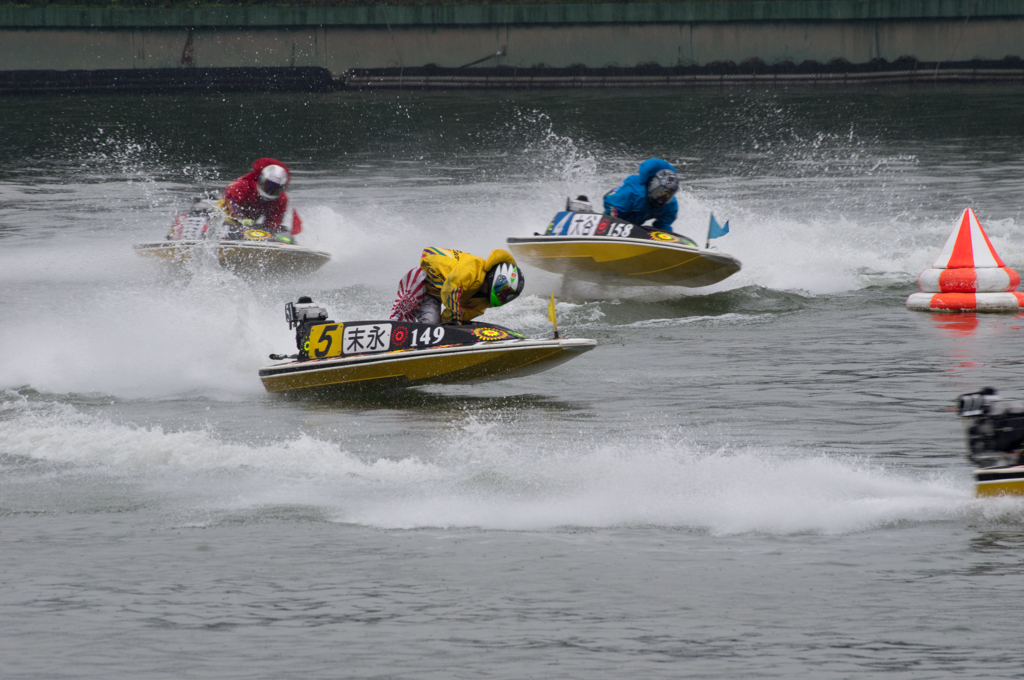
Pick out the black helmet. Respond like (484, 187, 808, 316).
(483, 263, 525, 307)
(647, 168, 679, 207)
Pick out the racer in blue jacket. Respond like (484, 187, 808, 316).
(603, 158, 680, 232)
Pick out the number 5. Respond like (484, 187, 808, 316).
(312, 324, 339, 358)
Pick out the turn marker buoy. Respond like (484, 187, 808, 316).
(917, 267, 1020, 294)
(906, 208, 1021, 312)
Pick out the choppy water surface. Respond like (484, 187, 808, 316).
(2, 87, 1024, 679)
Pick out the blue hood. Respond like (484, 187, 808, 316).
(602, 158, 680, 232)
(637, 158, 677, 184)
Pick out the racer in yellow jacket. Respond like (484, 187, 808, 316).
(390, 247, 525, 325)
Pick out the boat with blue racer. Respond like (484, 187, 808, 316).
(507, 197, 741, 288)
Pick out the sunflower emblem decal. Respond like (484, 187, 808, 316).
(243, 229, 273, 241)
(473, 327, 511, 341)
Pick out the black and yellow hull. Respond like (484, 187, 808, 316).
(974, 465, 1024, 497)
(507, 236, 741, 287)
(134, 240, 331, 277)
(259, 338, 597, 395)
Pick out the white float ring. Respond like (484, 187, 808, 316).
(906, 292, 1024, 312)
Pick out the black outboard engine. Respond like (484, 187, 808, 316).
(285, 296, 331, 354)
(566, 195, 594, 212)
(957, 388, 1024, 467)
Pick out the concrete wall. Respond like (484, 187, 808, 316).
(1, 2, 1022, 74)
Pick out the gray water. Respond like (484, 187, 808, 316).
(2, 87, 1024, 679)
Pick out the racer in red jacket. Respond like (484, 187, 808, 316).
(222, 158, 303, 234)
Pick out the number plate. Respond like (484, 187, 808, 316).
(168, 215, 210, 240)
(306, 323, 344, 359)
(546, 211, 631, 238)
(300, 321, 463, 361)
(342, 323, 393, 355)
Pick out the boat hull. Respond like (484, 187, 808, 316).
(507, 236, 741, 287)
(259, 338, 597, 394)
(974, 465, 1024, 497)
(134, 240, 331, 277)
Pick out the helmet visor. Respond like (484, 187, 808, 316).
(647, 169, 679, 206)
(259, 178, 284, 199)
(489, 268, 521, 307)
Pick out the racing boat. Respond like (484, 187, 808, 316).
(957, 389, 1024, 497)
(134, 199, 331, 277)
(506, 197, 741, 287)
(259, 297, 597, 395)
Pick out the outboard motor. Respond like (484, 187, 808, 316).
(284, 296, 331, 354)
(957, 388, 1024, 467)
(566, 195, 594, 213)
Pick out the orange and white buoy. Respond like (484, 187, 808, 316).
(906, 209, 1022, 312)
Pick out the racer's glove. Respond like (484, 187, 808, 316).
(223, 200, 253, 227)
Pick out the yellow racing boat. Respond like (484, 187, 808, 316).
(135, 239, 331, 278)
(974, 465, 1024, 497)
(507, 208, 741, 287)
(135, 199, 331, 278)
(259, 298, 596, 395)
(957, 389, 1024, 497)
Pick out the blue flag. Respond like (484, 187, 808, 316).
(708, 213, 730, 240)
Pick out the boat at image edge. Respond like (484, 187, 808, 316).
(958, 389, 1024, 497)
(974, 465, 1024, 497)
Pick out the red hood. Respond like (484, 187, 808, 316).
(250, 158, 291, 183)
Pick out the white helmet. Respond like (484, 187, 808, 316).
(257, 165, 288, 200)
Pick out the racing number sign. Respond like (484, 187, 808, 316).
(306, 322, 395, 359)
(304, 322, 456, 360)
(307, 323, 344, 358)
(546, 212, 632, 238)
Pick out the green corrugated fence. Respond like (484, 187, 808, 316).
(3, 0, 1024, 27)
